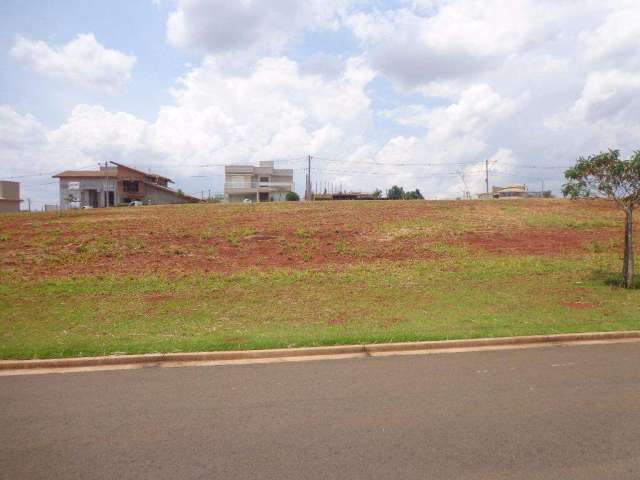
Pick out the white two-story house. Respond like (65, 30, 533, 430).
(224, 161, 294, 202)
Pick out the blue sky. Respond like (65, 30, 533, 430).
(2, 0, 640, 208)
(0, 0, 186, 124)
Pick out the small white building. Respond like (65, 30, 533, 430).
(224, 161, 294, 202)
(0, 181, 22, 213)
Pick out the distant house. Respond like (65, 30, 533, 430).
(53, 161, 198, 209)
(478, 184, 552, 199)
(224, 161, 294, 202)
(0, 181, 22, 213)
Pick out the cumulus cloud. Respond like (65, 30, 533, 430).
(167, 0, 349, 55)
(348, 0, 564, 88)
(7, 0, 640, 206)
(150, 55, 374, 165)
(383, 85, 519, 158)
(330, 84, 521, 195)
(571, 70, 640, 122)
(1, 55, 376, 201)
(581, 4, 640, 69)
(0, 106, 47, 153)
(10, 34, 136, 94)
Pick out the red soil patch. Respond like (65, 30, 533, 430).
(0, 199, 631, 280)
(462, 228, 618, 256)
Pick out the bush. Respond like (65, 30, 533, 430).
(405, 188, 424, 200)
(387, 185, 405, 200)
(387, 185, 423, 200)
(286, 192, 300, 201)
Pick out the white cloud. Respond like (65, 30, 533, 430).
(48, 105, 154, 162)
(151, 55, 374, 166)
(0, 106, 47, 153)
(1, 55, 376, 200)
(349, 0, 565, 87)
(332, 84, 521, 195)
(382, 105, 431, 129)
(10, 34, 136, 94)
(422, 84, 519, 143)
(8, 0, 640, 206)
(582, 5, 640, 69)
(571, 70, 640, 122)
(167, 0, 350, 55)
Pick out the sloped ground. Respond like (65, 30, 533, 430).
(0, 199, 638, 359)
(0, 199, 625, 279)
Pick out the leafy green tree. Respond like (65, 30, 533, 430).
(387, 185, 405, 200)
(563, 149, 640, 288)
(285, 191, 300, 201)
(372, 188, 383, 199)
(405, 188, 424, 200)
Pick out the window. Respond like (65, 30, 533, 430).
(259, 177, 269, 183)
(123, 180, 139, 192)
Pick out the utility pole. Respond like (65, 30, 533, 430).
(485, 158, 489, 196)
(305, 155, 313, 201)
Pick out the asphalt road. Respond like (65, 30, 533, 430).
(2, 342, 640, 479)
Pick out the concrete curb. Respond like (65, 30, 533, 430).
(1, 331, 639, 372)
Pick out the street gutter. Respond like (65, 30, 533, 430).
(1, 331, 639, 376)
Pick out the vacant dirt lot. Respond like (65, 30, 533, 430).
(2, 198, 639, 360)
(0, 199, 628, 280)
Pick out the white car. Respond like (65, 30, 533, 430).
(128, 201, 143, 207)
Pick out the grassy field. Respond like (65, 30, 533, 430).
(1, 199, 639, 359)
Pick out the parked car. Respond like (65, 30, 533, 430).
(128, 201, 143, 207)
(80, 205, 93, 209)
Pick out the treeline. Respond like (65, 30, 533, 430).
(373, 185, 424, 200)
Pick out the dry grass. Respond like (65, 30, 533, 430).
(0, 199, 626, 280)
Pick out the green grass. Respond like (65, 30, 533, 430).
(1, 253, 638, 359)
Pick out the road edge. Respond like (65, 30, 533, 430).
(1, 330, 639, 374)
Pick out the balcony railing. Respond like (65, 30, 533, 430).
(225, 181, 293, 190)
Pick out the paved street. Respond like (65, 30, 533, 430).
(2, 342, 640, 479)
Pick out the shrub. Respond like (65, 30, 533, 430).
(286, 192, 300, 201)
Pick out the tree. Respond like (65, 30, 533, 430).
(285, 191, 300, 201)
(387, 185, 405, 200)
(405, 188, 424, 200)
(372, 188, 383, 199)
(563, 149, 640, 288)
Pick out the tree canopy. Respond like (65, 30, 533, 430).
(386, 185, 423, 200)
(563, 150, 640, 205)
(563, 149, 640, 288)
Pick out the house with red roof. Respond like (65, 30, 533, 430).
(53, 162, 199, 208)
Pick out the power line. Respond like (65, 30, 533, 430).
(4, 164, 98, 179)
(311, 156, 571, 169)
